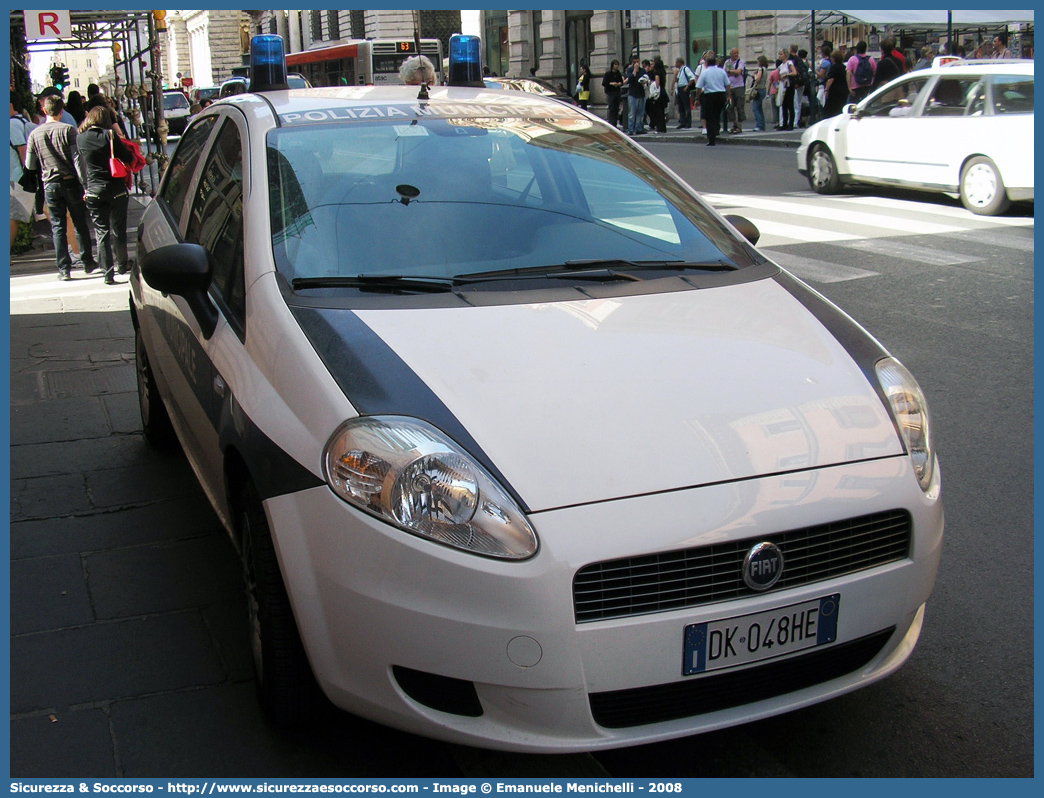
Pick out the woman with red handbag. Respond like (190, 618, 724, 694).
(77, 105, 132, 284)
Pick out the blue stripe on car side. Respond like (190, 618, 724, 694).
(289, 305, 532, 515)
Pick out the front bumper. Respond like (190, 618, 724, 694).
(265, 456, 942, 752)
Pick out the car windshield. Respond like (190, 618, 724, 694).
(266, 114, 754, 284)
(164, 93, 189, 110)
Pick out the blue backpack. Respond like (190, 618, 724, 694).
(853, 54, 874, 87)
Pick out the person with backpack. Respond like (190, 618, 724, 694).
(10, 93, 37, 246)
(846, 40, 877, 103)
(673, 57, 696, 129)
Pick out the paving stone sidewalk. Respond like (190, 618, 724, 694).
(7, 197, 468, 778)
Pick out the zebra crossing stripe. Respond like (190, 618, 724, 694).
(705, 194, 963, 236)
(765, 250, 878, 283)
(833, 238, 983, 266)
(837, 195, 1035, 227)
(939, 229, 1036, 252)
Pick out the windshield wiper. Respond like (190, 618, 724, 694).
(456, 259, 736, 283)
(291, 274, 456, 293)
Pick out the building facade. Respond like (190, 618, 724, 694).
(161, 10, 250, 91)
(480, 9, 809, 103)
(256, 10, 462, 63)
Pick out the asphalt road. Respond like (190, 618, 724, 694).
(9, 143, 1033, 779)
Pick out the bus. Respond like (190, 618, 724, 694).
(285, 39, 444, 87)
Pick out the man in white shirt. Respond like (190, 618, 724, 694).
(693, 53, 730, 145)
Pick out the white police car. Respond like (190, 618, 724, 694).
(131, 36, 943, 752)
(798, 58, 1033, 215)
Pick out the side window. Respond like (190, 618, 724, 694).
(160, 115, 217, 225)
(863, 76, 930, 117)
(922, 77, 979, 117)
(185, 119, 245, 330)
(991, 75, 1034, 114)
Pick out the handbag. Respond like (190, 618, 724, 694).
(108, 131, 129, 179)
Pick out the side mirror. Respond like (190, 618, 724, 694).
(844, 103, 860, 117)
(140, 243, 219, 339)
(724, 214, 760, 246)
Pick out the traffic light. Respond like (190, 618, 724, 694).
(49, 64, 69, 90)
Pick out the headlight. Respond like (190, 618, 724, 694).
(876, 358, 935, 492)
(323, 416, 538, 560)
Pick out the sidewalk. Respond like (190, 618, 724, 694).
(7, 194, 463, 777)
(586, 102, 807, 148)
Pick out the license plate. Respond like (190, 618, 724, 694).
(683, 594, 840, 676)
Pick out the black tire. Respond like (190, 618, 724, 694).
(135, 328, 177, 448)
(960, 156, 1010, 216)
(808, 144, 841, 194)
(238, 481, 328, 726)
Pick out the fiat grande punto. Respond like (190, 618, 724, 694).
(131, 75, 943, 752)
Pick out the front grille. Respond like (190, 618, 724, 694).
(589, 628, 895, 729)
(574, 510, 911, 623)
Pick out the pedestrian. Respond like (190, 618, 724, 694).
(816, 42, 833, 114)
(887, 39, 908, 72)
(77, 105, 132, 285)
(846, 40, 877, 104)
(873, 38, 903, 89)
(693, 51, 709, 133)
(575, 64, 590, 110)
(778, 48, 797, 130)
(768, 58, 781, 128)
(822, 50, 850, 119)
(724, 48, 747, 133)
(399, 55, 436, 85)
(650, 57, 669, 133)
(991, 33, 1014, 59)
(36, 87, 77, 127)
(24, 94, 97, 281)
(750, 55, 769, 131)
(602, 60, 624, 128)
(673, 57, 696, 129)
(66, 90, 86, 126)
(10, 94, 36, 247)
(624, 56, 647, 135)
(788, 44, 804, 129)
(86, 93, 129, 140)
(914, 46, 933, 70)
(693, 52, 729, 145)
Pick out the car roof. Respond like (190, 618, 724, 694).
(928, 58, 1034, 76)
(219, 85, 590, 122)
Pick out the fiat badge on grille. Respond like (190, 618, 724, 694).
(743, 542, 784, 590)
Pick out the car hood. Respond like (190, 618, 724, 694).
(321, 278, 902, 513)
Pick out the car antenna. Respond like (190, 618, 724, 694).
(417, 82, 430, 100)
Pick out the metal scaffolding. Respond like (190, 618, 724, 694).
(10, 9, 170, 195)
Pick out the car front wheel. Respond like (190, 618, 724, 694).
(808, 144, 840, 194)
(135, 329, 177, 448)
(960, 156, 1010, 216)
(238, 481, 327, 726)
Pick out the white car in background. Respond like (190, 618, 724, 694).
(798, 59, 1033, 215)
